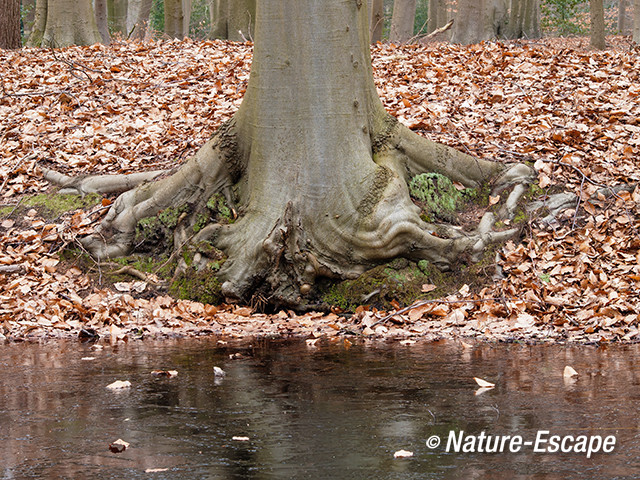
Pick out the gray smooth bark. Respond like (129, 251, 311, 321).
(590, 0, 606, 49)
(634, 0, 640, 42)
(211, 0, 255, 41)
(390, 0, 417, 43)
(370, 0, 384, 42)
(451, 0, 508, 44)
(27, 0, 102, 47)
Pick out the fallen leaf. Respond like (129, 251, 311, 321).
(473, 377, 495, 388)
(106, 380, 132, 390)
(563, 366, 578, 378)
(393, 449, 414, 458)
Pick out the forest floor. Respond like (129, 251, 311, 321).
(0, 35, 638, 344)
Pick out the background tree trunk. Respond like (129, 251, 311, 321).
(127, 0, 152, 39)
(452, 0, 508, 44)
(108, 0, 128, 37)
(634, 0, 640, 42)
(618, 0, 627, 33)
(164, 0, 184, 38)
(95, 0, 111, 44)
(427, 0, 448, 34)
(27, 0, 102, 47)
(0, 0, 21, 49)
(590, 0, 606, 49)
(507, 0, 540, 39)
(390, 0, 417, 43)
(210, 0, 255, 41)
(183, 0, 192, 37)
(370, 0, 384, 42)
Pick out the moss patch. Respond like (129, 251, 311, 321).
(170, 267, 223, 305)
(409, 173, 477, 223)
(206, 193, 234, 223)
(13, 193, 101, 220)
(319, 252, 497, 313)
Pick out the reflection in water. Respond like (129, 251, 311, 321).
(1, 339, 640, 479)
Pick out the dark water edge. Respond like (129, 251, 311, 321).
(1, 338, 640, 479)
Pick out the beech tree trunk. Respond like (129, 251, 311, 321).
(164, 0, 184, 38)
(108, 0, 128, 36)
(390, 0, 417, 43)
(427, 0, 448, 34)
(634, 0, 640, 42)
(95, 0, 111, 44)
(128, 0, 153, 40)
(451, 0, 508, 44)
(370, 0, 384, 43)
(210, 0, 256, 41)
(507, 0, 540, 39)
(0, 0, 21, 49)
(590, 0, 606, 49)
(618, 0, 627, 33)
(47, 0, 534, 308)
(27, 0, 102, 47)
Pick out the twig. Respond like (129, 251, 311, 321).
(370, 297, 510, 328)
(99, 262, 160, 285)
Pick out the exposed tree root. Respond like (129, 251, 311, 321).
(44, 114, 538, 309)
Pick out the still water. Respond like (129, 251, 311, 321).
(1, 338, 639, 479)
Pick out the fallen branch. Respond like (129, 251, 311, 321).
(99, 262, 161, 286)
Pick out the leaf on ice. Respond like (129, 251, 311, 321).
(106, 380, 132, 390)
(473, 377, 495, 388)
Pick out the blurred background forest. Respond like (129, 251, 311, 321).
(12, 0, 637, 47)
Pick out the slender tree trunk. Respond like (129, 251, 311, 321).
(108, 0, 128, 36)
(590, 0, 606, 49)
(27, 0, 102, 47)
(390, 0, 417, 43)
(370, 0, 384, 42)
(211, 0, 255, 41)
(128, 0, 152, 39)
(634, 0, 640, 42)
(164, 0, 184, 38)
(95, 0, 111, 43)
(0, 0, 21, 49)
(182, 0, 192, 37)
(618, 0, 627, 33)
(427, 0, 447, 33)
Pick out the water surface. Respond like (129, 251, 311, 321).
(1, 338, 639, 479)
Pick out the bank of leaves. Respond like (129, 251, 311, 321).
(0, 36, 638, 343)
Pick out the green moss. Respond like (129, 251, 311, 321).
(409, 173, 477, 222)
(170, 267, 223, 305)
(22, 193, 101, 219)
(192, 213, 209, 234)
(0, 205, 15, 217)
(157, 206, 188, 229)
(207, 193, 233, 222)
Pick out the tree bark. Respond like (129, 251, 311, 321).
(590, 0, 606, 49)
(0, 0, 21, 49)
(95, 0, 111, 44)
(370, 0, 384, 42)
(52, 0, 534, 308)
(427, 0, 448, 34)
(390, 0, 417, 43)
(108, 0, 128, 36)
(634, 0, 640, 42)
(618, 0, 627, 33)
(27, 0, 102, 47)
(451, 0, 508, 44)
(164, 0, 184, 38)
(211, 0, 255, 41)
(507, 0, 540, 39)
(128, 0, 152, 40)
